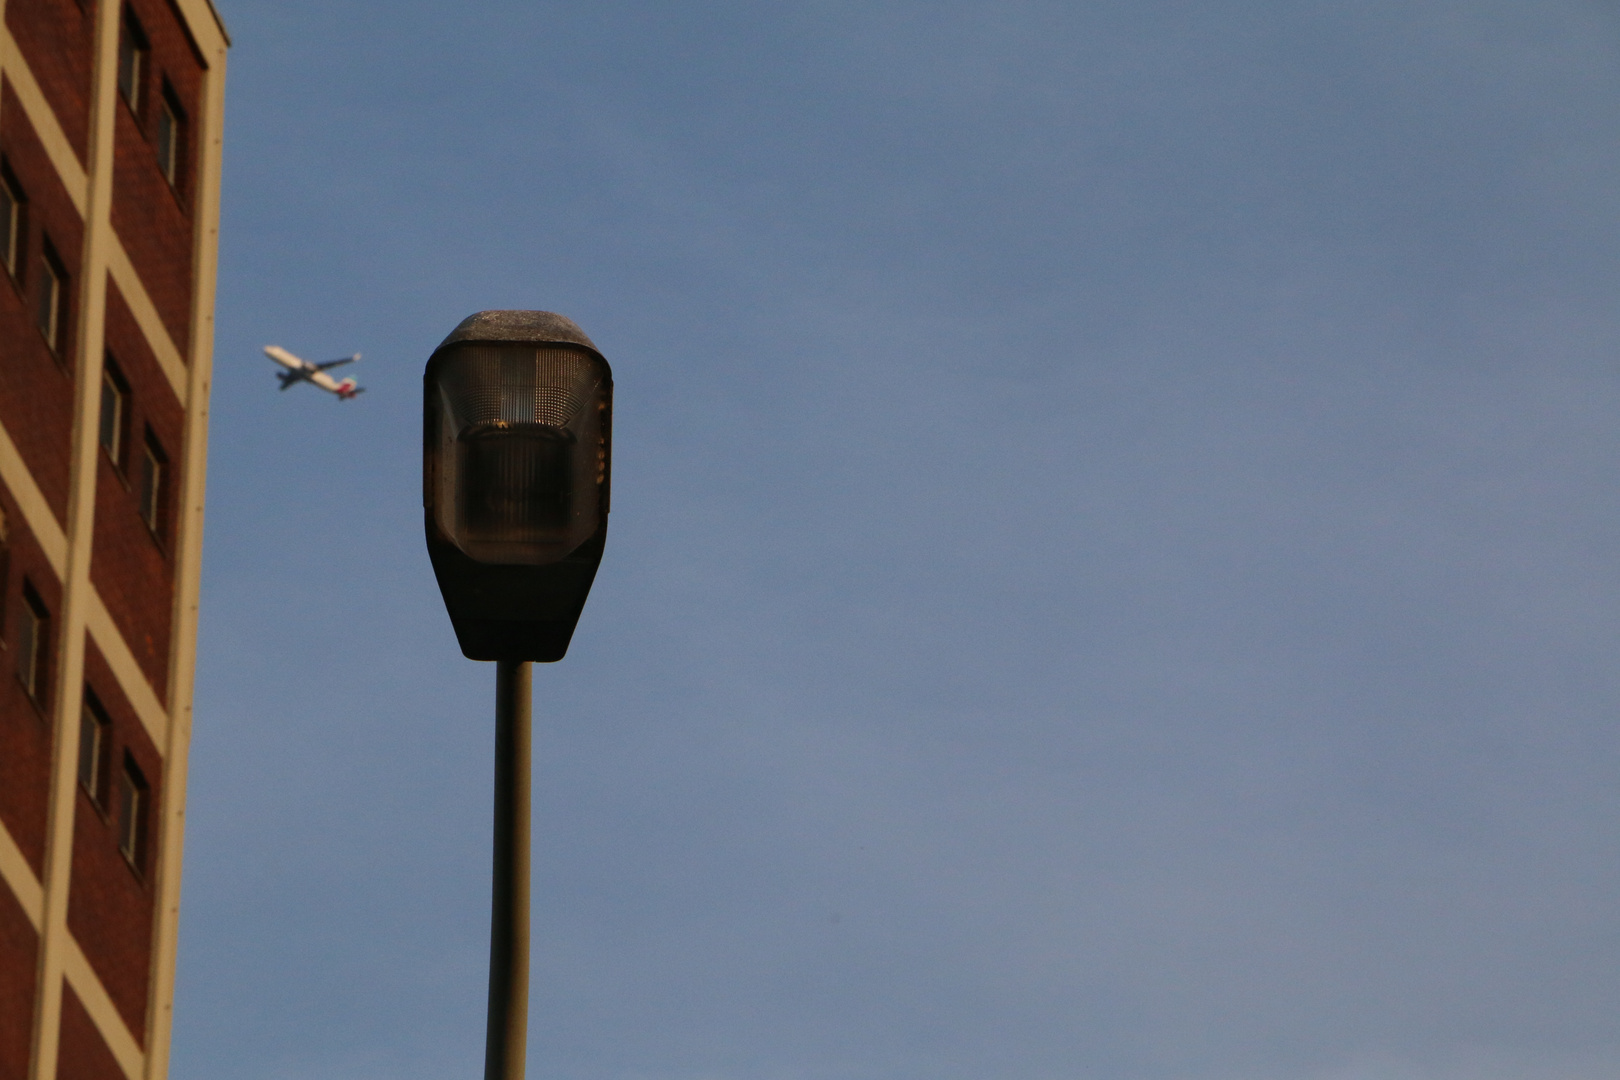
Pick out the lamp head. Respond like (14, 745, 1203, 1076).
(423, 311, 612, 661)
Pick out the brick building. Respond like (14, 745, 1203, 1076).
(0, 2, 226, 1079)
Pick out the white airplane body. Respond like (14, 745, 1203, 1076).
(264, 345, 364, 400)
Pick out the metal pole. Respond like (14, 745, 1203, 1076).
(485, 659, 532, 1080)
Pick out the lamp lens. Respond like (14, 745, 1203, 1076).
(430, 344, 608, 564)
(458, 422, 571, 540)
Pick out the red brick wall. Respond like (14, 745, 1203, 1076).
(56, 984, 125, 1080)
(90, 281, 181, 703)
(0, 485, 63, 882)
(110, 0, 206, 358)
(0, 77, 83, 526)
(4, 0, 96, 163)
(64, 640, 161, 1048)
(0, 881, 37, 1080)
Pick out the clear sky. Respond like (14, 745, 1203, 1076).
(174, 3, 1620, 1079)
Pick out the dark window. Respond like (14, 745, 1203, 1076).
(157, 85, 184, 188)
(117, 9, 147, 114)
(17, 584, 47, 704)
(101, 359, 128, 468)
(0, 507, 9, 641)
(36, 240, 64, 352)
(117, 755, 148, 870)
(79, 691, 110, 806)
(0, 165, 21, 279)
(139, 432, 166, 536)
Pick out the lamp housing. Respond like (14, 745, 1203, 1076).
(424, 311, 612, 661)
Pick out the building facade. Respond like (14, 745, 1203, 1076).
(0, 2, 225, 1079)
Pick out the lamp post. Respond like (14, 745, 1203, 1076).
(423, 311, 613, 1080)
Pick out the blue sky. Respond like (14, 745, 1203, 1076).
(174, 3, 1620, 1079)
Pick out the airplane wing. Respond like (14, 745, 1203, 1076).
(315, 353, 360, 371)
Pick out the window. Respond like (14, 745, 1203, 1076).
(117, 10, 147, 113)
(0, 507, 9, 640)
(100, 360, 128, 468)
(139, 433, 165, 535)
(36, 241, 63, 352)
(17, 584, 46, 703)
(156, 87, 183, 187)
(0, 166, 20, 279)
(79, 692, 110, 805)
(117, 755, 147, 869)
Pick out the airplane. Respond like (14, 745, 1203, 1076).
(263, 345, 365, 400)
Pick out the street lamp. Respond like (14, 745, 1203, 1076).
(423, 310, 613, 1080)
